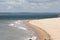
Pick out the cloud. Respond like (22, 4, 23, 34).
(0, 0, 60, 12)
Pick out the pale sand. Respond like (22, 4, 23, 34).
(27, 18, 60, 40)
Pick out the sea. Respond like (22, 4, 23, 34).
(0, 20, 37, 40)
(0, 12, 59, 20)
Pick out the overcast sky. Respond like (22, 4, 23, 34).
(0, 0, 60, 12)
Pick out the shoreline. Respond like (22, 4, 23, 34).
(24, 21, 51, 40)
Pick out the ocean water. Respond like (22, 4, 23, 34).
(0, 13, 59, 20)
(0, 20, 37, 40)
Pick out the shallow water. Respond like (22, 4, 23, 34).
(0, 20, 37, 40)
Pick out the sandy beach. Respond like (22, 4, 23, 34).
(26, 18, 60, 40)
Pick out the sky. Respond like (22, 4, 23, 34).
(0, 0, 60, 12)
